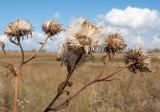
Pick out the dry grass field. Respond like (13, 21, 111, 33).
(0, 51, 160, 112)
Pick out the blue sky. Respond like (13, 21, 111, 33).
(0, 0, 160, 50)
(0, 0, 160, 31)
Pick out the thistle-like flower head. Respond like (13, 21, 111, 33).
(104, 33, 126, 57)
(57, 43, 86, 74)
(65, 18, 101, 54)
(42, 20, 62, 37)
(124, 48, 152, 73)
(4, 19, 32, 39)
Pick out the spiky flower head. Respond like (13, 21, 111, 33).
(4, 19, 32, 40)
(57, 18, 100, 73)
(65, 18, 101, 54)
(42, 20, 62, 37)
(124, 48, 152, 73)
(104, 33, 126, 57)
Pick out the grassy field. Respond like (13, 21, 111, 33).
(0, 51, 160, 112)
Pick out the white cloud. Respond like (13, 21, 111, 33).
(100, 6, 160, 29)
(0, 31, 65, 51)
(53, 12, 60, 19)
(1, 7, 160, 51)
(0, 35, 8, 43)
(97, 6, 160, 50)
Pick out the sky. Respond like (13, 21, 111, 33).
(0, 0, 160, 51)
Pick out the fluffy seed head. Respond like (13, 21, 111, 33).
(42, 20, 62, 37)
(104, 33, 126, 57)
(124, 48, 152, 73)
(65, 18, 101, 54)
(57, 43, 86, 74)
(4, 19, 32, 39)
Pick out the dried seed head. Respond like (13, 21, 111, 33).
(65, 18, 101, 54)
(66, 41, 84, 54)
(42, 20, 62, 37)
(104, 33, 126, 57)
(124, 48, 152, 73)
(57, 43, 86, 74)
(0, 41, 5, 49)
(57, 18, 101, 73)
(4, 19, 32, 39)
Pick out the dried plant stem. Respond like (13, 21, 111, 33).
(50, 61, 133, 111)
(44, 54, 109, 112)
(1, 44, 17, 112)
(97, 62, 133, 82)
(43, 73, 72, 112)
(68, 54, 109, 101)
(44, 53, 85, 112)
(11, 35, 50, 112)
(68, 61, 133, 101)
(23, 35, 50, 64)
(19, 42, 25, 64)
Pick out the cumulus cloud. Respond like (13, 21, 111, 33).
(99, 6, 160, 29)
(97, 6, 160, 49)
(1, 7, 160, 51)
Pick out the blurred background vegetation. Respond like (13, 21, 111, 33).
(0, 50, 160, 112)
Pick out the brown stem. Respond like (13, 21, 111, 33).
(43, 73, 73, 112)
(97, 62, 133, 81)
(68, 62, 133, 101)
(69, 80, 95, 101)
(18, 41, 25, 66)
(4, 42, 18, 112)
(12, 35, 50, 112)
(13, 75, 18, 112)
(68, 55, 109, 100)
(23, 35, 49, 64)
(44, 53, 85, 112)
(2, 48, 7, 56)
(45, 54, 109, 111)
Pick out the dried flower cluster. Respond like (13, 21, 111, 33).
(58, 19, 101, 73)
(65, 19, 101, 53)
(42, 20, 62, 37)
(0, 17, 153, 112)
(1, 19, 63, 112)
(4, 19, 32, 40)
(124, 48, 152, 73)
(104, 33, 126, 58)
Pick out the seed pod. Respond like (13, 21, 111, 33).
(65, 18, 101, 54)
(57, 43, 86, 74)
(42, 20, 62, 37)
(104, 33, 126, 58)
(57, 18, 101, 73)
(4, 19, 32, 40)
(124, 48, 152, 73)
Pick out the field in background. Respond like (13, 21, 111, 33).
(0, 51, 160, 112)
